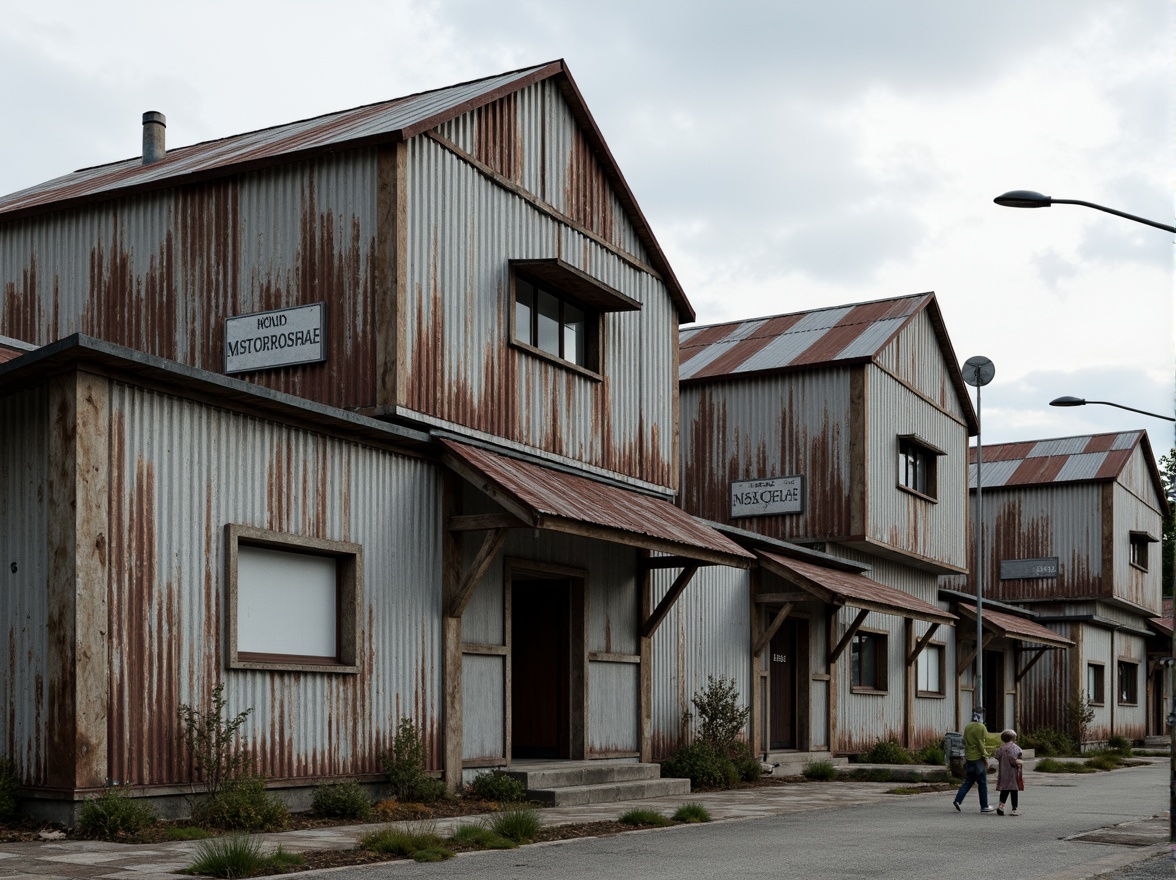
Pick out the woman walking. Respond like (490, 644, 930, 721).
(994, 729, 1024, 816)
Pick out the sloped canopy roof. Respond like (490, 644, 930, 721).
(757, 549, 956, 625)
(970, 431, 1168, 511)
(679, 292, 977, 433)
(955, 603, 1073, 648)
(439, 438, 755, 568)
(0, 60, 692, 321)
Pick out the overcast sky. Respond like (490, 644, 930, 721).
(2, 1, 1172, 454)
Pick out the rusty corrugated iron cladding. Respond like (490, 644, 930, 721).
(970, 432, 1143, 489)
(107, 385, 442, 785)
(1, 152, 380, 410)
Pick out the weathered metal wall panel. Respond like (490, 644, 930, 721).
(679, 369, 854, 538)
(106, 382, 442, 785)
(1080, 625, 1113, 741)
(1112, 481, 1163, 613)
(874, 308, 968, 422)
(966, 484, 1104, 602)
(461, 654, 506, 762)
(403, 134, 676, 489)
(0, 152, 379, 409)
(833, 606, 907, 753)
(1018, 621, 1075, 733)
(588, 661, 639, 754)
(434, 80, 645, 259)
(649, 564, 750, 759)
(809, 613, 830, 749)
(0, 387, 50, 784)
(867, 369, 969, 570)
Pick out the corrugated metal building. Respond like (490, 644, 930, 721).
(943, 431, 1169, 744)
(654, 294, 978, 758)
(0, 61, 767, 819)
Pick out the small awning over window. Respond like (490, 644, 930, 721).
(439, 438, 755, 568)
(757, 550, 956, 625)
(955, 603, 1073, 648)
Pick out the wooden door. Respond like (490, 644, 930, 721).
(769, 619, 799, 750)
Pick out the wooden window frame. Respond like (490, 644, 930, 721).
(225, 524, 362, 673)
(851, 629, 889, 694)
(896, 434, 943, 502)
(1129, 531, 1156, 572)
(916, 641, 946, 698)
(1117, 659, 1139, 705)
(1087, 662, 1105, 705)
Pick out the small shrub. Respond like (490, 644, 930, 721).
(1084, 752, 1123, 771)
(1106, 735, 1132, 756)
(660, 741, 738, 790)
(1063, 692, 1096, 744)
(165, 825, 212, 841)
(488, 806, 543, 843)
(672, 803, 712, 823)
(187, 834, 304, 878)
(1034, 757, 1095, 774)
(734, 754, 764, 782)
(191, 774, 288, 832)
(449, 824, 517, 849)
(860, 739, 912, 765)
(77, 786, 157, 839)
(802, 759, 837, 781)
(466, 770, 526, 803)
(689, 675, 751, 759)
(0, 759, 19, 822)
(177, 683, 254, 800)
(1021, 727, 1079, 758)
(912, 743, 945, 765)
(382, 718, 447, 804)
(311, 781, 373, 820)
(618, 808, 671, 827)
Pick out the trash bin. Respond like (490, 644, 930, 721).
(944, 731, 965, 778)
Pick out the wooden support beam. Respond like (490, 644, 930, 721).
(1015, 647, 1051, 684)
(753, 592, 811, 604)
(641, 563, 700, 639)
(447, 513, 525, 531)
(641, 555, 706, 570)
(957, 632, 997, 676)
(753, 603, 795, 659)
(907, 623, 940, 666)
(830, 608, 870, 664)
(447, 528, 509, 618)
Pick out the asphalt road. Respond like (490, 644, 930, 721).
(319, 762, 1169, 880)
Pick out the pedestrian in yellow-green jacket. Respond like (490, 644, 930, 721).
(952, 710, 997, 813)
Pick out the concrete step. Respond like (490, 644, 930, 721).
(503, 762, 661, 790)
(525, 776, 691, 806)
(762, 752, 849, 777)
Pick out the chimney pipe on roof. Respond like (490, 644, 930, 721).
(142, 111, 166, 164)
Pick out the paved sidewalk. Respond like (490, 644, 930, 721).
(0, 759, 1166, 880)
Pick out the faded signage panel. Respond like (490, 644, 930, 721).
(1000, 557, 1059, 580)
(225, 303, 326, 373)
(730, 476, 804, 518)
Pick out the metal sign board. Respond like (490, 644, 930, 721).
(730, 475, 804, 518)
(225, 303, 326, 374)
(999, 557, 1059, 580)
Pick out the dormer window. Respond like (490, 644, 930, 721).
(897, 434, 945, 501)
(510, 258, 641, 376)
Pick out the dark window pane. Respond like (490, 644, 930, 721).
(515, 280, 534, 345)
(563, 303, 585, 366)
(537, 288, 561, 356)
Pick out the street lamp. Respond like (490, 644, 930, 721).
(994, 190, 1176, 234)
(1049, 396, 1175, 422)
(962, 356, 995, 728)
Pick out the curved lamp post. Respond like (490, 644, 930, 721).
(1049, 396, 1175, 422)
(994, 190, 1176, 234)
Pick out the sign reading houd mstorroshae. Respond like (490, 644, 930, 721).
(730, 475, 804, 518)
(1000, 557, 1059, 580)
(225, 304, 326, 374)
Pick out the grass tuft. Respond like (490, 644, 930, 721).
(1034, 757, 1096, 774)
(165, 825, 212, 841)
(802, 759, 837, 781)
(449, 824, 518, 849)
(672, 803, 712, 823)
(186, 834, 305, 878)
(487, 806, 543, 843)
(618, 808, 671, 827)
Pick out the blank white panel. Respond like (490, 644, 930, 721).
(238, 545, 337, 656)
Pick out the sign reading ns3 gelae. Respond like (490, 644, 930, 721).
(730, 475, 804, 518)
(225, 304, 326, 374)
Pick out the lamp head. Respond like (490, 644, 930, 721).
(994, 190, 1052, 208)
(1049, 396, 1085, 407)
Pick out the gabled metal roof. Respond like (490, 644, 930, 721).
(969, 431, 1150, 490)
(680, 293, 933, 381)
(438, 438, 755, 567)
(0, 60, 693, 321)
(955, 603, 1073, 648)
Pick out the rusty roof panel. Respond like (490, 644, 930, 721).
(970, 431, 1145, 488)
(0, 65, 557, 217)
(439, 438, 754, 565)
(956, 602, 1072, 647)
(679, 293, 931, 382)
(757, 550, 955, 624)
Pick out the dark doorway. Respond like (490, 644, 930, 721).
(511, 577, 570, 759)
(770, 618, 801, 750)
(1150, 666, 1165, 736)
(983, 651, 1004, 732)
